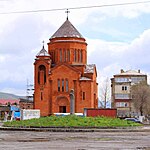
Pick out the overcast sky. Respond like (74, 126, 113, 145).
(0, 0, 150, 96)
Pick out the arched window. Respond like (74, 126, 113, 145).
(74, 49, 76, 62)
(62, 79, 64, 92)
(83, 92, 85, 100)
(76, 49, 78, 62)
(67, 49, 70, 62)
(38, 65, 46, 84)
(66, 79, 69, 92)
(41, 92, 43, 100)
(81, 50, 83, 62)
(64, 50, 66, 62)
(79, 50, 82, 62)
(60, 49, 62, 62)
(58, 79, 60, 92)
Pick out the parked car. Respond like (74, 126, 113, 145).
(124, 118, 141, 123)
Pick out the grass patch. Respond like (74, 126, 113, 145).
(3, 115, 142, 127)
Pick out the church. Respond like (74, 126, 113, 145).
(34, 16, 98, 116)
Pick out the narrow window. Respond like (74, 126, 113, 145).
(122, 86, 124, 91)
(125, 103, 128, 107)
(38, 72, 40, 84)
(76, 49, 78, 62)
(74, 49, 76, 62)
(79, 50, 82, 62)
(38, 65, 46, 85)
(58, 79, 60, 92)
(55, 49, 58, 62)
(60, 49, 62, 62)
(83, 92, 85, 100)
(66, 79, 68, 92)
(41, 92, 43, 100)
(81, 50, 83, 62)
(67, 49, 70, 62)
(62, 79, 64, 92)
(125, 86, 127, 90)
(64, 50, 66, 62)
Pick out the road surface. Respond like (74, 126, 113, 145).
(0, 130, 150, 150)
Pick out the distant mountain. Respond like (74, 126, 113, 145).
(0, 92, 20, 100)
(0, 92, 33, 101)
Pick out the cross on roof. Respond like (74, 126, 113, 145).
(65, 9, 70, 20)
(42, 40, 44, 48)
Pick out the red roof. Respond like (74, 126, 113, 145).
(0, 99, 20, 105)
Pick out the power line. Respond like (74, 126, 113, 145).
(0, 1, 150, 15)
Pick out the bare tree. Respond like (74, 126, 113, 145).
(131, 81, 150, 116)
(100, 77, 110, 108)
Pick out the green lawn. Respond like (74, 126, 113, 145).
(3, 115, 142, 127)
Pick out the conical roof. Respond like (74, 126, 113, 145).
(36, 45, 50, 57)
(50, 19, 83, 39)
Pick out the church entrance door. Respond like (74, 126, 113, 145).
(59, 106, 66, 113)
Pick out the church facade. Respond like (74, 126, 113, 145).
(34, 18, 98, 116)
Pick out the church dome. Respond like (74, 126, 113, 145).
(50, 19, 83, 39)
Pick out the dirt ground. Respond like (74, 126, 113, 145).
(0, 130, 150, 150)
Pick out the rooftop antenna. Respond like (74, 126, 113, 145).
(65, 9, 70, 20)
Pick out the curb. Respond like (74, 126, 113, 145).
(0, 126, 150, 132)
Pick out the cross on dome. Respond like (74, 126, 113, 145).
(42, 40, 45, 48)
(65, 9, 70, 20)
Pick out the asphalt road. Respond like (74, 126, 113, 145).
(0, 130, 150, 150)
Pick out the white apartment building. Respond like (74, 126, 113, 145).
(111, 69, 147, 117)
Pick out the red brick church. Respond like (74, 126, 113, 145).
(34, 17, 98, 116)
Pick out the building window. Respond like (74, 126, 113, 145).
(74, 49, 76, 62)
(125, 86, 127, 90)
(38, 65, 46, 85)
(116, 102, 128, 107)
(41, 92, 43, 100)
(50, 51, 55, 63)
(79, 50, 82, 62)
(83, 92, 85, 100)
(115, 94, 130, 99)
(64, 50, 66, 62)
(81, 50, 83, 62)
(55, 49, 58, 62)
(66, 79, 68, 92)
(58, 79, 69, 92)
(62, 79, 64, 92)
(76, 49, 78, 62)
(131, 77, 146, 83)
(60, 49, 62, 62)
(115, 78, 129, 83)
(122, 86, 127, 91)
(58, 79, 60, 92)
(67, 49, 70, 62)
